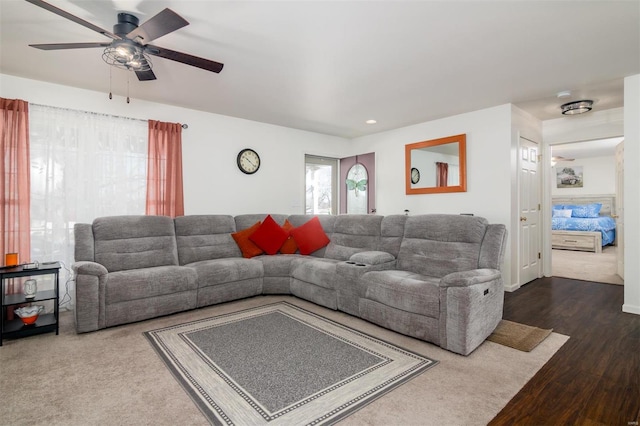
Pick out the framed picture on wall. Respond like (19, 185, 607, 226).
(556, 166, 583, 188)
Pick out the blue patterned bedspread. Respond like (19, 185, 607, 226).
(552, 216, 616, 246)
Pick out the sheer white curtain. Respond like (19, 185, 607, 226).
(29, 104, 148, 309)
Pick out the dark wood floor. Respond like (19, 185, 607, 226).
(489, 277, 640, 426)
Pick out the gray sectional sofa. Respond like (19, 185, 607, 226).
(72, 213, 507, 355)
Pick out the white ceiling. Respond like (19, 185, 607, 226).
(1, 0, 638, 138)
(552, 136, 624, 160)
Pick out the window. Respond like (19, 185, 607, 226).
(305, 155, 337, 215)
(29, 105, 148, 308)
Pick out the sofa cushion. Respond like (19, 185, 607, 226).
(362, 270, 440, 318)
(349, 251, 395, 265)
(397, 215, 488, 278)
(250, 214, 289, 255)
(257, 254, 303, 277)
(290, 216, 331, 255)
(290, 258, 341, 290)
(231, 222, 264, 258)
(324, 214, 383, 260)
(188, 258, 263, 288)
(379, 215, 408, 258)
(235, 214, 288, 232)
(174, 215, 242, 264)
(93, 216, 179, 272)
(106, 265, 197, 304)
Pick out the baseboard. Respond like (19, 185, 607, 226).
(504, 282, 521, 292)
(622, 303, 640, 315)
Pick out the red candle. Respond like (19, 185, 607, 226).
(5, 253, 18, 266)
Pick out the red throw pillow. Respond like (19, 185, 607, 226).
(279, 219, 298, 254)
(290, 216, 330, 255)
(231, 221, 264, 258)
(249, 215, 289, 255)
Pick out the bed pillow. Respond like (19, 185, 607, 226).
(552, 204, 565, 210)
(566, 203, 602, 218)
(552, 209, 572, 218)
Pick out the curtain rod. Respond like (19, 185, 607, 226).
(29, 102, 188, 129)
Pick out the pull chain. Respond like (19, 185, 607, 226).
(108, 67, 113, 100)
(126, 76, 130, 104)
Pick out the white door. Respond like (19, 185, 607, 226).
(519, 137, 541, 285)
(615, 141, 625, 279)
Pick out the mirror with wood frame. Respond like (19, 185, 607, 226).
(405, 134, 467, 194)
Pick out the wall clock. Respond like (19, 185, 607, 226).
(411, 167, 420, 184)
(237, 148, 261, 174)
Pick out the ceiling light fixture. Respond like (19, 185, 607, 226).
(561, 100, 593, 115)
(102, 40, 151, 72)
(365, 119, 377, 124)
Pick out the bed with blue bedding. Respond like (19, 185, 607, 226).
(552, 198, 617, 252)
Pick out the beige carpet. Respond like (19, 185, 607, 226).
(552, 245, 623, 285)
(0, 296, 569, 426)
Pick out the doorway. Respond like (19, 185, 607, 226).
(339, 152, 376, 214)
(549, 137, 624, 285)
(305, 155, 338, 215)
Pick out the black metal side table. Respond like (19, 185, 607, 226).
(0, 262, 60, 346)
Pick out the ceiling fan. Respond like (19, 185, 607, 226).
(25, 0, 224, 81)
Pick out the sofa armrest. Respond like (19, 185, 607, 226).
(439, 268, 504, 355)
(72, 261, 108, 333)
(440, 269, 502, 288)
(348, 251, 395, 266)
(73, 260, 108, 277)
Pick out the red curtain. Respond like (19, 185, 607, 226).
(1, 98, 31, 264)
(146, 120, 184, 217)
(436, 162, 448, 187)
(1, 98, 31, 303)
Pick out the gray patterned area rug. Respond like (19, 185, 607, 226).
(145, 302, 437, 425)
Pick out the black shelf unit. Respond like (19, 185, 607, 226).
(1, 262, 60, 346)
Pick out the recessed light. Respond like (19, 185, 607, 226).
(365, 119, 377, 124)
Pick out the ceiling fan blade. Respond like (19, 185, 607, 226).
(25, 0, 119, 40)
(146, 45, 224, 73)
(29, 42, 111, 51)
(126, 9, 188, 45)
(135, 69, 157, 81)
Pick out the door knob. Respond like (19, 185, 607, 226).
(520, 216, 527, 222)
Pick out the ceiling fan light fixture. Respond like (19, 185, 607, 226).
(103, 40, 151, 72)
(561, 100, 593, 115)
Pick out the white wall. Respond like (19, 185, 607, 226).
(0, 74, 348, 215)
(349, 104, 527, 288)
(544, 107, 624, 144)
(551, 156, 616, 196)
(624, 74, 640, 315)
